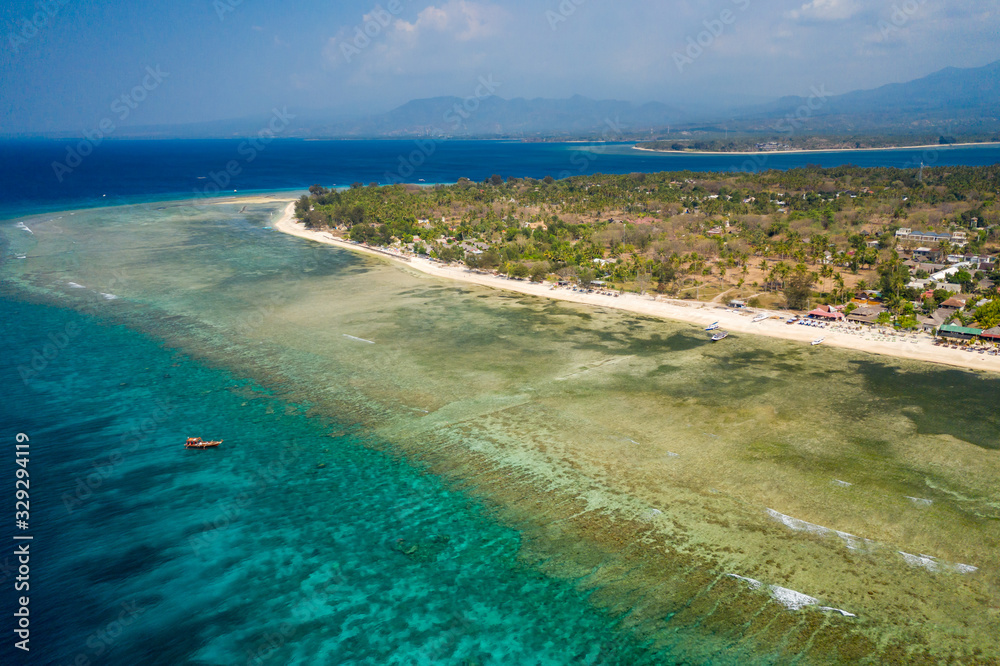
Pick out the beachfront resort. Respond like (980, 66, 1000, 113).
(292, 167, 1000, 360)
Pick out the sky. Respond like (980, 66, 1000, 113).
(1, 0, 998, 134)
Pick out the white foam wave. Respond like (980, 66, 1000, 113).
(100, 293, 118, 300)
(904, 496, 933, 507)
(767, 509, 874, 551)
(725, 573, 762, 590)
(818, 606, 857, 617)
(770, 586, 819, 611)
(16, 222, 34, 234)
(899, 551, 978, 574)
(727, 574, 854, 616)
(67, 282, 86, 289)
(343, 335, 375, 344)
(833, 479, 853, 487)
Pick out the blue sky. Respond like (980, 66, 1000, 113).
(2, 0, 998, 134)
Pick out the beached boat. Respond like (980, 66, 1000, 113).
(811, 338, 825, 346)
(705, 322, 720, 331)
(185, 437, 222, 449)
(711, 331, 729, 342)
(752, 314, 769, 323)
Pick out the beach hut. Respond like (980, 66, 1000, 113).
(807, 305, 844, 320)
(937, 324, 983, 341)
(981, 326, 1000, 342)
(847, 305, 886, 325)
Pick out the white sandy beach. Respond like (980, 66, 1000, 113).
(272, 202, 1000, 374)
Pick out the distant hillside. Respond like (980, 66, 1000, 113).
(322, 95, 686, 138)
(729, 60, 1000, 134)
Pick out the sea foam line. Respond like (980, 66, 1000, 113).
(343, 335, 375, 344)
(725, 574, 855, 615)
(766, 508, 875, 551)
(898, 551, 978, 574)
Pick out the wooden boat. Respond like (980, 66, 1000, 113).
(711, 331, 729, 342)
(185, 437, 222, 449)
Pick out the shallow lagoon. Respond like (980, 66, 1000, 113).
(3, 198, 999, 663)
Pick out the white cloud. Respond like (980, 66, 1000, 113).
(788, 0, 862, 22)
(395, 0, 504, 41)
(324, 1, 506, 70)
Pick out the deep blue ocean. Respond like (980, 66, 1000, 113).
(2, 139, 999, 220)
(2, 140, 998, 664)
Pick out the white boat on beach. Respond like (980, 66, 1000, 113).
(705, 322, 720, 331)
(811, 338, 825, 346)
(711, 331, 729, 342)
(752, 314, 769, 323)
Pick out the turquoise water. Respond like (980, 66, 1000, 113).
(4, 195, 999, 663)
(0, 298, 667, 665)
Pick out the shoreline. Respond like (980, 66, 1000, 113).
(631, 141, 1000, 157)
(272, 201, 1000, 375)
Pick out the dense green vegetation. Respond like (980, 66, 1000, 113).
(294, 166, 1000, 328)
(638, 133, 1000, 154)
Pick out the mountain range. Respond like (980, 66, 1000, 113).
(109, 60, 1000, 140)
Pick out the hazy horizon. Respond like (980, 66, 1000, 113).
(2, 0, 999, 135)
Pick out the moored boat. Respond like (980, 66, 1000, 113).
(185, 437, 222, 449)
(705, 322, 720, 331)
(711, 331, 729, 342)
(811, 338, 825, 346)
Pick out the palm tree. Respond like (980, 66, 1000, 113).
(834, 272, 846, 304)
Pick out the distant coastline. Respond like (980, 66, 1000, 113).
(632, 141, 1000, 157)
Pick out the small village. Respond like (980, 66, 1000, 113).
(295, 166, 1000, 351)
